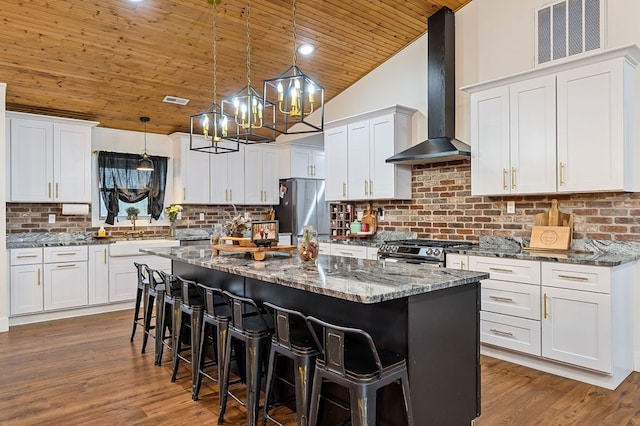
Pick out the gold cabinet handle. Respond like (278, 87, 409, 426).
(559, 162, 565, 186)
(503, 169, 508, 190)
(364, 180, 368, 195)
(229, 189, 232, 202)
(56, 264, 76, 268)
(460, 260, 465, 270)
(558, 274, 589, 281)
(339, 251, 354, 257)
(56, 183, 59, 199)
(37, 268, 41, 286)
(369, 180, 373, 196)
(312, 165, 316, 176)
(543, 293, 549, 318)
(490, 328, 514, 337)
(511, 167, 516, 189)
(17, 254, 39, 259)
(183, 188, 186, 200)
(104, 248, 107, 264)
(309, 165, 312, 176)
(48, 182, 52, 199)
(56, 252, 78, 256)
(489, 295, 514, 302)
(488, 267, 513, 273)
(225, 189, 228, 201)
(342, 182, 346, 197)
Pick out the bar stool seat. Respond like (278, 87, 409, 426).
(171, 276, 205, 401)
(262, 302, 319, 426)
(193, 284, 232, 402)
(130, 262, 150, 346)
(218, 291, 274, 426)
(307, 316, 415, 426)
(156, 271, 182, 366)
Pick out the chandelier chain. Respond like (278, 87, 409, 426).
(246, 0, 251, 88)
(212, 0, 218, 102)
(292, 0, 297, 66)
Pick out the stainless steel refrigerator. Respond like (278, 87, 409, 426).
(274, 178, 329, 245)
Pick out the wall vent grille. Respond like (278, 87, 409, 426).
(536, 0, 605, 66)
(162, 95, 190, 106)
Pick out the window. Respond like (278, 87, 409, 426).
(97, 151, 169, 225)
(536, 0, 605, 66)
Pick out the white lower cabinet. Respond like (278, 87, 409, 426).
(10, 263, 43, 315)
(109, 255, 171, 303)
(469, 254, 634, 388)
(43, 246, 88, 311)
(445, 254, 469, 270)
(88, 246, 110, 305)
(321, 242, 379, 260)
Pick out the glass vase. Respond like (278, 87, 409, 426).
(298, 226, 319, 266)
(168, 221, 176, 238)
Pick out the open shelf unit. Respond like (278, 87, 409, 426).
(329, 202, 355, 239)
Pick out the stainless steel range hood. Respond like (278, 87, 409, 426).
(386, 7, 471, 165)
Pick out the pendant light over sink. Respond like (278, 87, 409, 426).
(137, 116, 154, 171)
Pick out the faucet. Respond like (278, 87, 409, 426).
(125, 217, 145, 238)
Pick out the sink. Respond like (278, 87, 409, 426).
(109, 239, 180, 257)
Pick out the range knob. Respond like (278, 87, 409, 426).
(426, 248, 433, 255)
(433, 248, 442, 257)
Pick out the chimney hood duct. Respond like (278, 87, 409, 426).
(386, 7, 471, 165)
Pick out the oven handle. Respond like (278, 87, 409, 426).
(381, 257, 443, 267)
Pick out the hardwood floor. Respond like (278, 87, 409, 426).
(1, 310, 639, 425)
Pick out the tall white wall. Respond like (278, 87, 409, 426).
(0, 83, 7, 332)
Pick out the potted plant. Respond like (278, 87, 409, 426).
(126, 207, 140, 220)
(226, 215, 250, 239)
(164, 204, 182, 238)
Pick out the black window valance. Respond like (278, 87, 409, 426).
(98, 151, 168, 225)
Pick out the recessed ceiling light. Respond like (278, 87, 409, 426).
(297, 43, 315, 56)
(129, 0, 144, 3)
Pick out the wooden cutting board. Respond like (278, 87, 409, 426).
(361, 203, 377, 234)
(535, 199, 572, 227)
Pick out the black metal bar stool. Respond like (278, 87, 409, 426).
(171, 276, 205, 400)
(306, 316, 415, 426)
(262, 302, 319, 426)
(156, 270, 182, 366)
(193, 284, 232, 402)
(141, 266, 164, 355)
(130, 262, 150, 346)
(218, 290, 273, 426)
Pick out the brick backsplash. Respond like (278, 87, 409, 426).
(8, 163, 640, 242)
(354, 162, 640, 242)
(6, 203, 272, 237)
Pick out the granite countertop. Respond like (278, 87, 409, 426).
(141, 245, 488, 304)
(7, 232, 113, 249)
(319, 230, 418, 248)
(458, 236, 640, 267)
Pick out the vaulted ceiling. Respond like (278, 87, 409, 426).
(1, 0, 472, 135)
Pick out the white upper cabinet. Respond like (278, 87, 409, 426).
(278, 134, 325, 179)
(8, 113, 95, 202)
(325, 105, 414, 201)
(211, 145, 245, 205)
(324, 125, 349, 201)
(244, 144, 279, 205)
(171, 133, 211, 204)
(464, 45, 640, 196)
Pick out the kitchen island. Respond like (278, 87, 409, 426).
(142, 245, 489, 426)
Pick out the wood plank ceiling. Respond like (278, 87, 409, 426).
(0, 0, 472, 135)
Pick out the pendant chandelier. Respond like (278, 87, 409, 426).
(263, 0, 324, 135)
(189, 0, 239, 154)
(137, 116, 154, 171)
(221, 0, 276, 144)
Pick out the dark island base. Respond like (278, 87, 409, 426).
(174, 261, 480, 426)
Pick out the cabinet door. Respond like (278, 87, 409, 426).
(347, 120, 370, 200)
(10, 264, 43, 315)
(470, 86, 510, 196)
(181, 137, 211, 204)
(109, 255, 171, 303)
(211, 152, 230, 204)
(290, 148, 312, 178)
(88, 246, 110, 305)
(244, 145, 264, 204)
(311, 150, 325, 179)
(324, 126, 349, 201)
(54, 123, 92, 202)
(44, 262, 88, 310)
(446, 254, 469, 270)
(541, 286, 611, 373)
(262, 146, 280, 204)
(227, 146, 245, 204)
(10, 118, 53, 201)
(557, 59, 627, 192)
(369, 114, 396, 199)
(509, 76, 557, 194)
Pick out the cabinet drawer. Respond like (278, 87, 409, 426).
(542, 263, 610, 293)
(319, 242, 331, 255)
(482, 279, 541, 320)
(10, 248, 43, 265)
(469, 256, 540, 284)
(330, 244, 367, 259)
(44, 246, 88, 263)
(481, 311, 541, 356)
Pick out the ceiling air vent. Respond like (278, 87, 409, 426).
(162, 95, 190, 106)
(536, 0, 605, 66)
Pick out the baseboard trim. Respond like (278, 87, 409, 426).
(0, 316, 8, 333)
(8, 302, 134, 327)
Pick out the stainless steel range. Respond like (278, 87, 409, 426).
(378, 239, 475, 266)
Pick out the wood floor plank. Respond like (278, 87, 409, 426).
(1, 310, 640, 425)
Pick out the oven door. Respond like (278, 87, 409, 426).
(379, 255, 443, 268)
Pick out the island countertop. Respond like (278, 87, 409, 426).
(141, 245, 489, 304)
